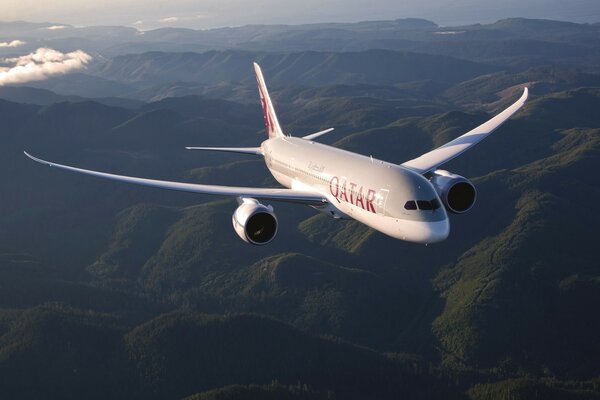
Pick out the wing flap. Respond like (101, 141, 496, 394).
(402, 87, 528, 174)
(24, 152, 326, 205)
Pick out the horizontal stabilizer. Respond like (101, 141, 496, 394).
(302, 128, 335, 141)
(185, 146, 263, 155)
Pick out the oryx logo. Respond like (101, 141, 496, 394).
(257, 78, 275, 137)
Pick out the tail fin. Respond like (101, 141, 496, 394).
(254, 62, 284, 138)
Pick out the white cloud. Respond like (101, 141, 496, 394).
(133, 20, 144, 25)
(159, 16, 179, 23)
(0, 40, 26, 48)
(0, 48, 92, 86)
(46, 25, 68, 30)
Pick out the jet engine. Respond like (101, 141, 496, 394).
(232, 198, 278, 245)
(429, 170, 477, 214)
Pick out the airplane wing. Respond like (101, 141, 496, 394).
(24, 152, 326, 205)
(402, 87, 528, 174)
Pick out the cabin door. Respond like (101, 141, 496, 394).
(376, 189, 389, 215)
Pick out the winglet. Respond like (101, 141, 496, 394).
(514, 86, 528, 108)
(254, 62, 284, 138)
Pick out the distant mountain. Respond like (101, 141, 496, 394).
(472, 18, 600, 40)
(125, 81, 257, 103)
(0, 86, 143, 108)
(0, 21, 73, 36)
(0, 18, 600, 77)
(0, 18, 439, 54)
(22, 73, 135, 98)
(96, 49, 497, 87)
(444, 67, 600, 107)
(0, 86, 81, 105)
(4, 17, 598, 104)
(0, 22, 139, 55)
(409, 38, 600, 70)
(2, 18, 599, 70)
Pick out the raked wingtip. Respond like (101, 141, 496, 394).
(24, 151, 50, 166)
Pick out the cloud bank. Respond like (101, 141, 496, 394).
(0, 40, 26, 48)
(0, 48, 92, 86)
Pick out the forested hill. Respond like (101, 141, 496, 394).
(0, 16, 599, 400)
(1, 85, 599, 399)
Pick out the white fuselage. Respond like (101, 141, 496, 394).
(261, 137, 450, 243)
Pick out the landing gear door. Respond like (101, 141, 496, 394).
(376, 189, 389, 215)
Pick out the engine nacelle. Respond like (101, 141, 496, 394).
(232, 198, 278, 245)
(429, 170, 477, 214)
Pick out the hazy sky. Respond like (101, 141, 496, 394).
(2, 0, 600, 29)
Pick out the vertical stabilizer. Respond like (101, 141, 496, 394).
(254, 62, 284, 138)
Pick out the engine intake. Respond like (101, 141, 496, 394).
(232, 198, 278, 245)
(430, 170, 477, 214)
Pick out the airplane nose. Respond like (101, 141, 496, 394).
(401, 219, 450, 244)
(424, 219, 450, 243)
(393, 218, 451, 244)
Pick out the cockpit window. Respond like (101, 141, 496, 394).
(405, 198, 442, 212)
(417, 200, 433, 210)
(404, 201, 417, 210)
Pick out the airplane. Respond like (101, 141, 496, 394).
(25, 63, 528, 245)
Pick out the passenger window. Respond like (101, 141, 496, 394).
(417, 200, 433, 210)
(404, 201, 417, 210)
